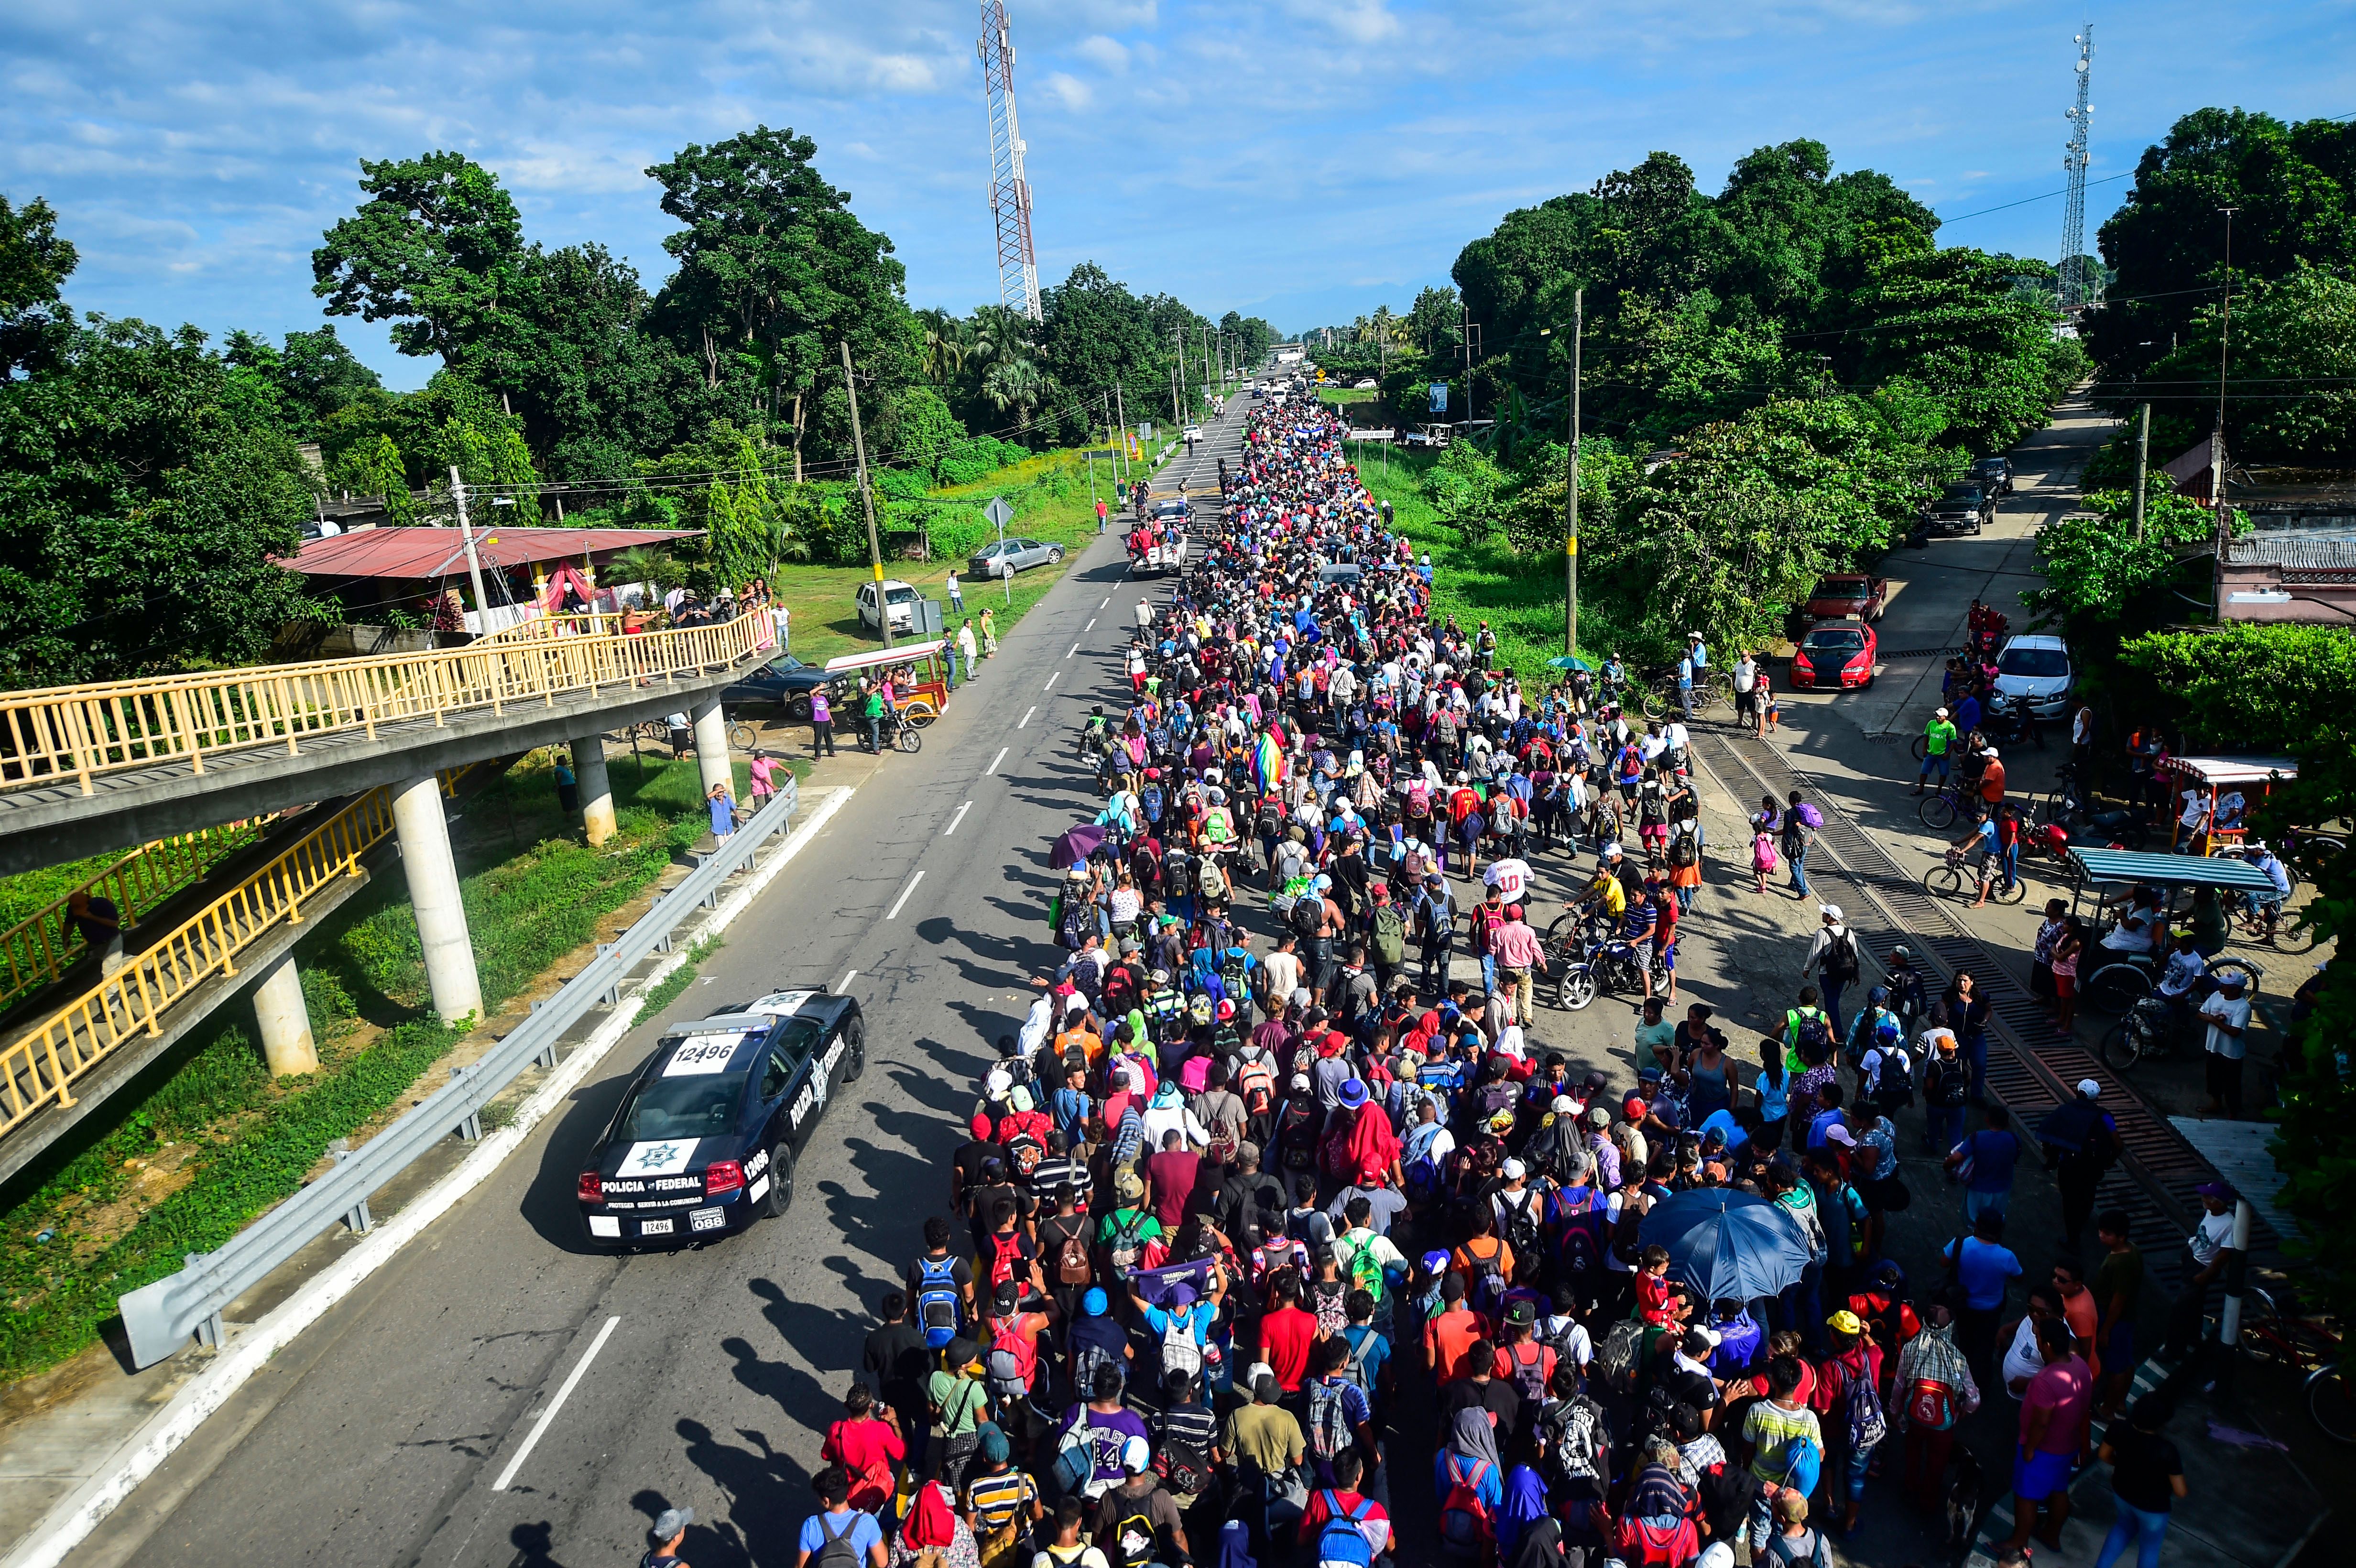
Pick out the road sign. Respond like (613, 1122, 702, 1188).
(1429, 383, 1449, 413)
(1350, 429, 1396, 442)
(983, 497, 1015, 530)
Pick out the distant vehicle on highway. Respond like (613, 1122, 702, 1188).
(1800, 573, 1887, 624)
(967, 538, 1064, 577)
(1789, 618, 1878, 691)
(1353, 378, 1378, 390)
(577, 990, 865, 1246)
(1182, 423, 1202, 441)
(1969, 456, 2014, 497)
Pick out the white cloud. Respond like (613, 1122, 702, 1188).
(1074, 34, 1130, 72)
(1043, 71, 1094, 110)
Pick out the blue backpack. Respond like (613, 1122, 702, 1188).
(916, 1255, 962, 1350)
(1316, 1492, 1374, 1568)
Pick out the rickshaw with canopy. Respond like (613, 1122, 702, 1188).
(2159, 754, 2295, 854)
(822, 640, 950, 730)
(2066, 846, 2275, 1013)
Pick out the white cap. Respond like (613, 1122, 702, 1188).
(1984, 747, 2000, 759)
(1501, 1157, 1526, 1179)
(2077, 1078, 2102, 1098)
(1551, 1094, 1581, 1115)
(1819, 904, 1843, 921)
(1825, 1124, 1856, 1147)
(985, 1068, 1013, 1097)
(1935, 707, 1949, 718)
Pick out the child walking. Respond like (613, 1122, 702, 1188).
(1752, 826, 1779, 894)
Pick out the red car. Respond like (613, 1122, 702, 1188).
(1800, 573, 1887, 623)
(1790, 619, 1877, 690)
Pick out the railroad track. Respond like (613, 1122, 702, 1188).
(1692, 728, 2270, 1293)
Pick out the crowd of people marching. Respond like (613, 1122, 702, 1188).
(764, 391, 2190, 1568)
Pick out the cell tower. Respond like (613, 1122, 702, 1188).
(2061, 24, 2094, 313)
(977, 1, 1043, 323)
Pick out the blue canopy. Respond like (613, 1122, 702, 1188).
(2068, 847, 2280, 894)
(1638, 1188, 1812, 1303)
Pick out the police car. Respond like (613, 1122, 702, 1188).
(576, 989, 864, 1246)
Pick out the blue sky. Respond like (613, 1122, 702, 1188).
(6, 1, 2353, 391)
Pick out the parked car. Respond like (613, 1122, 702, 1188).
(1991, 634, 2075, 718)
(1353, 378, 1378, 390)
(1789, 619, 1878, 690)
(966, 538, 1063, 578)
(1800, 573, 1887, 624)
(1182, 424, 1203, 442)
(723, 653, 830, 719)
(1969, 456, 2014, 497)
(856, 578, 921, 633)
(1923, 481, 1991, 536)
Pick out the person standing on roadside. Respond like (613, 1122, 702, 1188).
(1800, 905, 1860, 1040)
(2198, 971, 2252, 1118)
(809, 685, 837, 759)
(747, 750, 779, 814)
(644, 1505, 694, 1568)
(948, 568, 965, 613)
(1779, 791, 1819, 898)
(1733, 649, 1759, 731)
(1915, 708, 1958, 795)
(863, 681, 887, 755)
(2093, 1209, 2144, 1418)
(958, 618, 980, 687)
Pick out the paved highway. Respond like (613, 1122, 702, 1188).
(87, 409, 1253, 1568)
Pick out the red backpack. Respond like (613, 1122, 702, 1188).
(1439, 1455, 1496, 1559)
(983, 1231, 1025, 1290)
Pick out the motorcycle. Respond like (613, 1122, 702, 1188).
(1983, 692, 2045, 750)
(2101, 992, 2193, 1069)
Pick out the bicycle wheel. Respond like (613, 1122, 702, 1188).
(1923, 864, 1968, 902)
(2083, 963, 2150, 1013)
(2308, 1365, 2356, 1445)
(1996, 872, 2029, 906)
(2098, 1019, 2143, 1071)
(2206, 956, 2262, 995)
(1638, 684, 1668, 721)
(727, 721, 758, 751)
(2270, 918, 2319, 955)
(1546, 912, 1585, 947)
(1910, 734, 1929, 762)
(1919, 793, 1959, 831)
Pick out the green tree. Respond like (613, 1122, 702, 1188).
(2124, 264, 2356, 462)
(325, 433, 415, 523)
(2026, 488, 2236, 633)
(1, 191, 80, 377)
(645, 125, 919, 480)
(312, 152, 531, 366)
(0, 317, 328, 686)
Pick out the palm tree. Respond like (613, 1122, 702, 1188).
(982, 358, 1047, 441)
(917, 307, 969, 384)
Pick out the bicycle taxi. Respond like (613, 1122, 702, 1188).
(2160, 754, 2296, 854)
(2065, 846, 2278, 1013)
(822, 640, 951, 730)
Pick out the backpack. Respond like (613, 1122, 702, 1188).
(1370, 905, 1406, 966)
(986, 1323, 1036, 1405)
(1438, 1457, 1496, 1557)
(1159, 1307, 1204, 1379)
(1198, 858, 1230, 902)
(1795, 802, 1825, 831)
(1106, 1212, 1150, 1275)
(1871, 1048, 1914, 1107)
(1155, 1407, 1215, 1497)
(1237, 1057, 1276, 1118)
(1279, 1100, 1320, 1172)
(1338, 1327, 1382, 1392)
(1315, 1493, 1374, 1568)
(1559, 1215, 1603, 1279)
(1462, 1239, 1508, 1320)
(812, 1511, 864, 1568)
(1794, 1011, 1833, 1061)
(1764, 1527, 1831, 1568)
(1906, 1376, 1957, 1433)
(1496, 1189, 1542, 1263)
(1841, 1357, 1888, 1451)
(1822, 930, 1859, 981)
(916, 1255, 962, 1349)
(1165, 853, 1193, 899)
(1141, 784, 1165, 824)
(1667, 831, 1699, 868)
(1407, 781, 1432, 816)
(1541, 1395, 1605, 1486)
(1007, 1129, 1047, 1180)
(1306, 1378, 1353, 1462)
(1058, 901, 1093, 952)
(1106, 1494, 1160, 1568)
(1336, 1232, 1387, 1303)
(1220, 947, 1253, 998)
(1596, 1318, 1646, 1385)
(982, 1231, 1025, 1290)
(1502, 1340, 1552, 1405)
(1055, 1227, 1093, 1288)
(1290, 893, 1326, 938)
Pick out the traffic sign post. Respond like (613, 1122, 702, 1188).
(983, 497, 1017, 604)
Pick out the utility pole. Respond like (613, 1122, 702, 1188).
(448, 466, 492, 638)
(841, 340, 893, 649)
(1114, 381, 1131, 489)
(2132, 401, 2150, 540)
(1562, 290, 1583, 656)
(2214, 206, 2238, 564)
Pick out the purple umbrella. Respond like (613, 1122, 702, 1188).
(1050, 824, 1108, 869)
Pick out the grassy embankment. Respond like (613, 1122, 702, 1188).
(0, 750, 766, 1382)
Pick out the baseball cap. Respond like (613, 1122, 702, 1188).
(2197, 1180, 2236, 1202)
(1819, 904, 1843, 922)
(1551, 1094, 1581, 1115)
(2077, 1078, 2102, 1098)
(1504, 1299, 1536, 1326)
(985, 1068, 1013, 1097)
(1825, 1125, 1856, 1148)
(1825, 1309, 1865, 1336)
(654, 1507, 695, 1541)
(1121, 1435, 1153, 1473)
(1501, 1157, 1526, 1179)
(1935, 706, 1949, 719)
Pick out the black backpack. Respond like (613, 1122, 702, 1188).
(1290, 893, 1325, 938)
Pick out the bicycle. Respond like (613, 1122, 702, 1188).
(2310, 1354, 2356, 1445)
(1916, 781, 1978, 831)
(1640, 671, 1731, 721)
(2228, 896, 2317, 955)
(1924, 844, 2025, 906)
(2239, 1286, 2341, 1375)
(727, 719, 760, 752)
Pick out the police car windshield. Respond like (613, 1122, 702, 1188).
(619, 1077, 742, 1142)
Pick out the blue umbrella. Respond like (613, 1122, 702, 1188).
(1546, 653, 1595, 672)
(1638, 1188, 1811, 1302)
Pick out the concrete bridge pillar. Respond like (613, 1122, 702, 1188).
(574, 734, 617, 847)
(392, 773, 483, 1026)
(251, 951, 317, 1077)
(692, 701, 732, 804)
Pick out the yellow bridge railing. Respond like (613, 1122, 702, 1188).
(0, 823, 267, 1013)
(0, 770, 471, 1139)
(0, 609, 773, 796)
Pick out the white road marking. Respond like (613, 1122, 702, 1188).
(886, 869, 926, 920)
(1018, 707, 1036, 729)
(945, 800, 973, 836)
(987, 747, 1008, 774)
(492, 1315, 621, 1492)
(1045, 671, 1061, 689)
(1100, 597, 1110, 609)
(838, 969, 858, 992)
(1085, 618, 1097, 632)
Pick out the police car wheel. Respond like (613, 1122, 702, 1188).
(843, 1018, 867, 1082)
(764, 1142, 797, 1218)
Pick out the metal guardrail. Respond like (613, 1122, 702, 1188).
(0, 608, 772, 797)
(116, 776, 798, 1369)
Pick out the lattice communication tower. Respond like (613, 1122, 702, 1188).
(2061, 25, 2095, 313)
(977, 2, 1043, 323)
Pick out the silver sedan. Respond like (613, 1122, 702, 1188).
(967, 537, 1064, 577)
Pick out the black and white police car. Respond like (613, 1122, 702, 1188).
(576, 988, 864, 1246)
